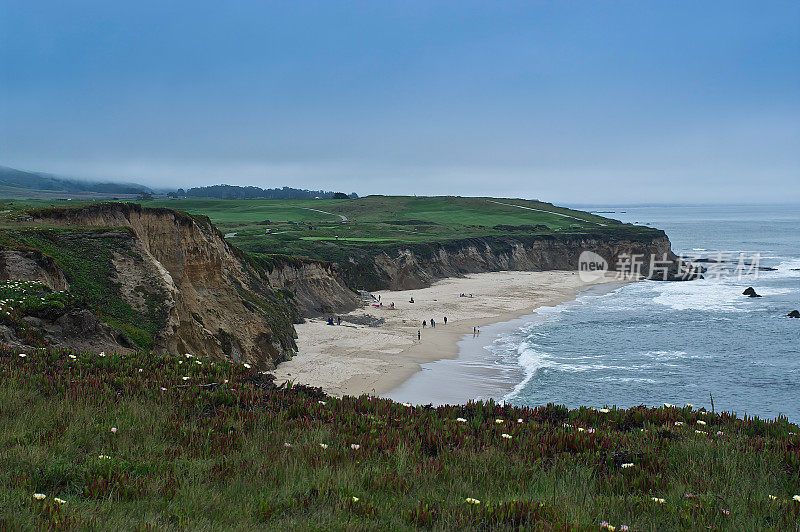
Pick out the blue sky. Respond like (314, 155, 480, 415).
(1, 1, 798, 202)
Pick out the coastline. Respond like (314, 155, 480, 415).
(273, 270, 628, 398)
(383, 281, 626, 405)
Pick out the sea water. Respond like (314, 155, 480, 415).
(501, 204, 800, 421)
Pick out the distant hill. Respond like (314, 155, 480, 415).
(0, 165, 358, 200)
(180, 184, 358, 200)
(0, 166, 152, 198)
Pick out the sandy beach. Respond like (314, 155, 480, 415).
(273, 270, 625, 398)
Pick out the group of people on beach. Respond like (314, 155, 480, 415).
(421, 317, 445, 328)
(369, 293, 396, 309)
(362, 291, 478, 343)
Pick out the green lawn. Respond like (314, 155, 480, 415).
(2, 347, 799, 530)
(143, 196, 614, 229)
(136, 196, 638, 265)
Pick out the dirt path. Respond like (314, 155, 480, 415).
(485, 200, 605, 226)
(299, 207, 348, 222)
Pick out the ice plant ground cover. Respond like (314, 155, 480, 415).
(0, 348, 799, 529)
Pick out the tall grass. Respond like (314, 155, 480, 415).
(1, 347, 798, 530)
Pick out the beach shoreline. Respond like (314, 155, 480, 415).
(272, 270, 628, 398)
(383, 281, 627, 405)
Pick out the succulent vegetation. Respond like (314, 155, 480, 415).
(2, 347, 798, 530)
(0, 280, 75, 347)
(0, 280, 71, 318)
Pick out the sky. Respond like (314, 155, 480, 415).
(1, 1, 798, 203)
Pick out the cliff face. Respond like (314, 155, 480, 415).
(28, 204, 307, 368)
(345, 233, 691, 291)
(261, 260, 360, 316)
(0, 249, 69, 291)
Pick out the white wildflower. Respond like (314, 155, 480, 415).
(501, 433, 512, 439)
(465, 497, 480, 505)
(697, 420, 706, 425)
(495, 419, 504, 424)
(243, 363, 252, 369)
(33, 493, 46, 500)
(456, 417, 467, 423)
(599, 408, 610, 413)
(54, 497, 66, 504)
(352, 496, 359, 502)
(350, 444, 361, 450)
(621, 463, 634, 469)
(319, 443, 328, 449)
(651, 497, 666, 504)
(110, 427, 117, 433)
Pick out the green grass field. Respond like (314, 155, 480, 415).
(136, 196, 645, 265)
(143, 196, 615, 229)
(2, 347, 799, 530)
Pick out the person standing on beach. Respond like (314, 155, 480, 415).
(443, 316, 447, 325)
(417, 329, 421, 341)
(431, 318, 435, 328)
(422, 320, 427, 328)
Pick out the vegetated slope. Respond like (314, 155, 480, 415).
(0, 166, 151, 198)
(146, 196, 698, 290)
(1, 346, 798, 529)
(0, 203, 358, 367)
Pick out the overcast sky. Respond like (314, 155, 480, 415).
(1, 1, 798, 203)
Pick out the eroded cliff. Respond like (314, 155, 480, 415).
(16, 203, 355, 367)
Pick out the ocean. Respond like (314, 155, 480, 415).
(391, 204, 800, 421)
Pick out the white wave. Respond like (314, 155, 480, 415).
(598, 376, 659, 384)
(641, 350, 689, 360)
(502, 343, 554, 401)
(768, 258, 800, 278)
(652, 279, 754, 312)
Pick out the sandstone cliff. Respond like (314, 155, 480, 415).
(339, 232, 695, 291)
(21, 203, 356, 367)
